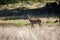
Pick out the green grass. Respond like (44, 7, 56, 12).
(0, 20, 59, 27)
(0, 17, 59, 27)
(0, 20, 29, 27)
(14, 20, 29, 26)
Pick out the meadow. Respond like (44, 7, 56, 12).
(0, 16, 59, 27)
(0, 24, 60, 40)
(0, 16, 60, 40)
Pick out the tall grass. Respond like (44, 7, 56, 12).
(0, 26, 60, 40)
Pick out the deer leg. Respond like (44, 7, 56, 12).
(39, 22, 41, 26)
(31, 23, 34, 27)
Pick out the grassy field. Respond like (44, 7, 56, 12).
(0, 16, 60, 40)
(0, 19, 29, 26)
(0, 25, 60, 40)
(0, 17, 59, 40)
(0, 17, 59, 27)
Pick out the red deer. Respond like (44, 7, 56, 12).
(27, 15, 41, 27)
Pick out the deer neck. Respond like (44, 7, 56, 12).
(27, 15, 31, 20)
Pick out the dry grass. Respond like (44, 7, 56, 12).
(0, 17, 60, 40)
(0, 26, 60, 40)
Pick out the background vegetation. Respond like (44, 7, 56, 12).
(0, 0, 57, 5)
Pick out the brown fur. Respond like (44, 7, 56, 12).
(27, 15, 41, 27)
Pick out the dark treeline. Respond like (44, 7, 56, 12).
(0, 1, 60, 18)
